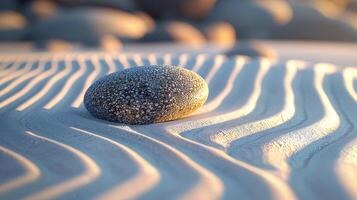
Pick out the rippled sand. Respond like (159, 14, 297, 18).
(0, 52, 356, 200)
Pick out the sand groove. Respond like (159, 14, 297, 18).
(0, 53, 356, 200)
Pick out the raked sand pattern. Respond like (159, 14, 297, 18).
(0, 52, 356, 200)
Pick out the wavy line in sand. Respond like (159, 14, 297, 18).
(334, 69, 357, 199)
(116, 126, 224, 200)
(44, 56, 86, 109)
(204, 55, 225, 84)
(159, 59, 297, 198)
(117, 54, 130, 69)
(70, 127, 160, 200)
(0, 61, 36, 88)
(197, 57, 246, 115)
(210, 60, 304, 148)
(16, 58, 72, 111)
(0, 146, 40, 194)
(0, 61, 22, 78)
(132, 54, 144, 66)
(170, 59, 271, 133)
(342, 67, 357, 102)
(163, 53, 172, 65)
(262, 63, 340, 176)
(191, 54, 207, 72)
(0, 59, 59, 108)
(178, 53, 189, 67)
(102, 55, 117, 74)
(23, 131, 100, 200)
(147, 53, 158, 65)
(71, 55, 102, 108)
(162, 126, 296, 200)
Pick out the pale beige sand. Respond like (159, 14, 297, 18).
(0, 52, 356, 200)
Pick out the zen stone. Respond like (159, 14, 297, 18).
(84, 65, 209, 125)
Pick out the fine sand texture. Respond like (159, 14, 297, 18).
(0, 52, 356, 200)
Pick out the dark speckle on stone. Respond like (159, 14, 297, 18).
(84, 65, 209, 125)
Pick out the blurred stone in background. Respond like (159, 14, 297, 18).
(207, 0, 293, 39)
(225, 40, 278, 61)
(201, 22, 236, 47)
(140, 21, 206, 46)
(0, 11, 27, 41)
(0, 0, 356, 51)
(28, 7, 149, 45)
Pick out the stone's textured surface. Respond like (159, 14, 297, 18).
(84, 65, 209, 125)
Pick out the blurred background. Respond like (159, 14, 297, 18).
(0, 0, 357, 52)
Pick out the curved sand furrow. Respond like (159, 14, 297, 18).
(262, 64, 340, 176)
(0, 52, 356, 199)
(71, 55, 102, 108)
(343, 67, 357, 102)
(177, 53, 189, 67)
(148, 53, 159, 65)
(122, 126, 224, 200)
(102, 54, 117, 74)
(210, 61, 302, 149)
(197, 56, 242, 108)
(0, 61, 35, 88)
(0, 61, 21, 78)
(176, 59, 271, 153)
(203, 55, 225, 85)
(22, 131, 100, 200)
(70, 127, 160, 200)
(116, 54, 130, 69)
(286, 70, 357, 200)
(0, 59, 59, 109)
(0, 117, 96, 199)
(163, 53, 172, 65)
(19, 99, 161, 199)
(191, 54, 207, 72)
(44, 56, 88, 109)
(20, 110, 159, 199)
(197, 57, 246, 115)
(53, 109, 223, 200)
(226, 64, 307, 167)
(335, 93, 357, 199)
(16, 58, 72, 111)
(0, 146, 40, 194)
(169, 59, 270, 135)
(132, 53, 145, 66)
(170, 126, 297, 200)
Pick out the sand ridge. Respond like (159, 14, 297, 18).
(0, 52, 356, 200)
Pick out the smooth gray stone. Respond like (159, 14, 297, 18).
(84, 65, 209, 125)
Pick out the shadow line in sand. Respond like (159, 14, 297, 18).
(0, 53, 356, 199)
